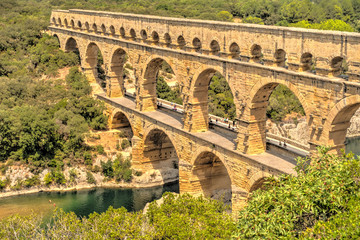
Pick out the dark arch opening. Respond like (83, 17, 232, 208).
(249, 178, 267, 193)
(140, 29, 147, 40)
(92, 23, 98, 34)
(210, 40, 220, 55)
(251, 44, 262, 62)
(111, 112, 134, 140)
(70, 19, 75, 29)
(64, 18, 69, 28)
(250, 83, 308, 156)
(85, 22, 90, 32)
(192, 37, 202, 51)
(109, 25, 115, 36)
(120, 27, 125, 37)
(77, 21, 82, 29)
(330, 56, 346, 76)
(152, 31, 159, 43)
(130, 29, 136, 40)
(192, 152, 232, 205)
(143, 129, 180, 191)
(57, 18, 62, 27)
(177, 35, 186, 49)
(109, 48, 129, 97)
(274, 49, 286, 67)
(164, 33, 171, 45)
(85, 42, 106, 90)
(101, 24, 106, 34)
(229, 42, 240, 59)
(300, 52, 314, 72)
(52, 17, 56, 25)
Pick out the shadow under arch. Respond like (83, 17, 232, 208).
(52, 34, 60, 48)
(142, 128, 180, 190)
(323, 95, 360, 154)
(65, 37, 78, 52)
(111, 110, 134, 148)
(85, 42, 106, 90)
(191, 151, 232, 205)
(247, 80, 310, 155)
(141, 56, 179, 111)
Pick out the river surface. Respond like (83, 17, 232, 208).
(346, 136, 360, 156)
(0, 182, 179, 220)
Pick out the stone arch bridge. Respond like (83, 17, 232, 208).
(49, 9, 360, 210)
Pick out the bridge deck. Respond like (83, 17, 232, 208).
(99, 94, 297, 175)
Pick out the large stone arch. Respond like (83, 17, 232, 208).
(186, 65, 238, 133)
(138, 55, 179, 112)
(106, 47, 129, 98)
(83, 42, 106, 92)
(323, 95, 360, 153)
(139, 126, 181, 186)
(189, 147, 233, 205)
(64, 37, 79, 52)
(242, 79, 311, 154)
(110, 109, 135, 135)
(248, 171, 273, 193)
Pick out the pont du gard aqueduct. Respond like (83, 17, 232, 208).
(49, 9, 360, 211)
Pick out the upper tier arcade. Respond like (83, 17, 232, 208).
(50, 9, 360, 80)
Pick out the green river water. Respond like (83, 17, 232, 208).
(0, 182, 179, 219)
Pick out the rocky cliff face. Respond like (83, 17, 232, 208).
(266, 119, 309, 146)
(347, 108, 360, 137)
(267, 108, 360, 145)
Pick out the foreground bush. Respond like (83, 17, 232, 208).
(0, 193, 234, 239)
(233, 147, 360, 239)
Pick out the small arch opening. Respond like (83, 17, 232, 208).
(300, 52, 314, 71)
(64, 18, 69, 28)
(109, 25, 115, 36)
(229, 42, 240, 59)
(164, 33, 172, 45)
(57, 18, 62, 27)
(52, 17, 56, 25)
(120, 27, 125, 37)
(101, 24, 106, 34)
(210, 40, 220, 55)
(140, 29, 147, 40)
(70, 19, 75, 29)
(92, 23, 98, 34)
(330, 56, 346, 76)
(251, 44, 262, 62)
(85, 22, 90, 32)
(152, 31, 159, 43)
(192, 37, 202, 51)
(77, 21, 82, 29)
(177, 35, 186, 49)
(274, 49, 286, 67)
(130, 29, 136, 40)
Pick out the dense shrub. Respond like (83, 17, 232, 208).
(233, 148, 360, 239)
(86, 171, 96, 185)
(44, 170, 66, 186)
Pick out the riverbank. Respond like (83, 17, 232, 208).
(0, 173, 179, 199)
